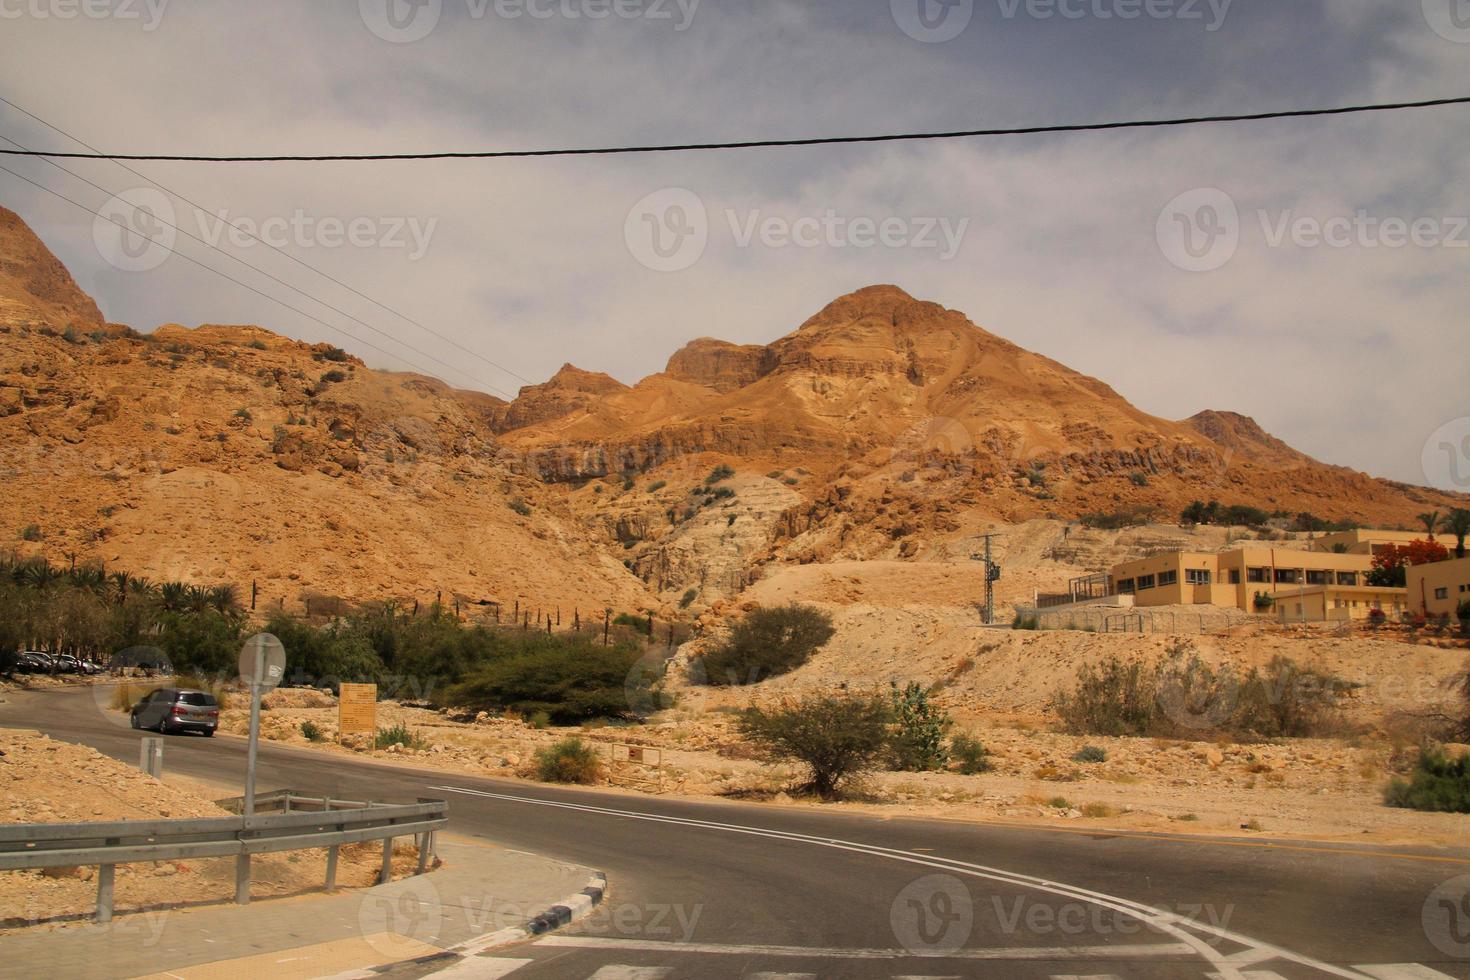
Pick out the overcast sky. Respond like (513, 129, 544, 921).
(2, 0, 1467, 489)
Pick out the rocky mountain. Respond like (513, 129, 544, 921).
(1, 205, 1463, 617)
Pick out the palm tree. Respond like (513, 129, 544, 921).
(1447, 508, 1470, 560)
(207, 584, 240, 615)
(183, 585, 212, 614)
(159, 581, 189, 613)
(19, 560, 61, 591)
(1418, 511, 1442, 537)
(109, 570, 133, 606)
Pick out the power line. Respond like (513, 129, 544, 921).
(0, 131, 515, 399)
(0, 97, 535, 389)
(0, 161, 505, 394)
(0, 96, 1466, 163)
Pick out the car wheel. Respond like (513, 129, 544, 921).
(129, 712, 140, 730)
(204, 728, 215, 738)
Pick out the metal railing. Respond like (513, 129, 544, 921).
(0, 791, 447, 923)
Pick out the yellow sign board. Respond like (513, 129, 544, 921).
(338, 683, 378, 739)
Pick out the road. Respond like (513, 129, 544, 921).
(3, 685, 1468, 980)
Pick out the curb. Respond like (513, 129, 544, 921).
(451, 871, 608, 956)
(327, 872, 607, 979)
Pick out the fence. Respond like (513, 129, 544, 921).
(0, 790, 447, 923)
(1019, 605, 1253, 635)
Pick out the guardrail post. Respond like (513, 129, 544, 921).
(379, 836, 394, 884)
(96, 841, 118, 924)
(235, 854, 251, 905)
(415, 833, 429, 875)
(139, 737, 163, 779)
(325, 844, 340, 892)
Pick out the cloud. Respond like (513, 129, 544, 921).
(0, 0, 1466, 486)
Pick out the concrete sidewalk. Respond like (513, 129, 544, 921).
(6, 836, 596, 980)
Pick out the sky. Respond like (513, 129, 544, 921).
(1, 0, 1467, 490)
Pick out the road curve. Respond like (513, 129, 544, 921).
(3, 685, 1467, 980)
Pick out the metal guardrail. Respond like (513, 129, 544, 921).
(0, 791, 447, 924)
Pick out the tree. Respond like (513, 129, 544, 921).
(888, 682, 951, 771)
(1446, 508, 1470, 560)
(1419, 511, 1442, 537)
(1367, 539, 1451, 587)
(738, 692, 891, 799)
(700, 604, 835, 686)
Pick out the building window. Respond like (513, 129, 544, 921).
(1186, 569, 1212, 586)
(1159, 570, 1178, 587)
(1275, 569, 1302, 584)
(1137, 574, 1156, 590)
(1337, 572, 1358, 586)
(1247, 567, 1269, 583)
(1116, 578, 1135, 595)
(1436, 587, 1450, 600)
(1229, 570, 1241, 585)
(1306, 570, 1331, 586)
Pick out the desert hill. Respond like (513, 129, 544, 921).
(0, 204, 1464, 617)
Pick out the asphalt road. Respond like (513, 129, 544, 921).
(4, 685, 1469, 980)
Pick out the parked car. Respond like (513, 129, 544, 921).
(129, 688, 220, 736)
(16, 652, 53, 674)
(51, 654, 84, 674)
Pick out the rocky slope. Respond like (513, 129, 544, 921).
(1, 204, 1463, 616)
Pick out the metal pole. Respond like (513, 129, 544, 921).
(380, 836, 394, 884)
(244, 639, 264, 816)
(325, 844, 340, 892)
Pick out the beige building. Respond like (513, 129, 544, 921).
(1406, 556, 1470, 618)
(1108, 547, 1407, 620)
(1308, 528, 1456, 556)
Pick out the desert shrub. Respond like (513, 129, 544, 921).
(529, 710, 551, 730)
(1052, 656, 1157, 737)
(1384, 748, 1470, 813)
(700, 604, 835, 686)
(648, 481, 666, 492)
(1080, 506, 1158, 530)
(300, 720, 325, 742)
(20, 525, 42, 542)
(738, 692, 890, 799)
(1012, 614, 1039, 631)
(375, 722, 424, 750)
(705, 464, 735, 485)
(888, 681, 951, 771)
(1128, 472, 1149, 487)
(111, 682, 137, 712)
(1072, 745, 1108, 764)
(318, 345, 350, 362)
(950, 733, 992, 774)
(319, 369, 347, 385)
(447, 642, 648, 723)
(680, 589, 698, 608)
(507, 497, 532, 517)
(1232, 656, 1352, 738)
(535, 738, 603, 784)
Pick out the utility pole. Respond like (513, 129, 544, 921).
(971, 533, 1003, 625)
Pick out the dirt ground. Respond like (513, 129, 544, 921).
(0, 729, 428, 930)
(201, 628, 1470, 849)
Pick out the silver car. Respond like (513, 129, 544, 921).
(129, 688, 220, 736)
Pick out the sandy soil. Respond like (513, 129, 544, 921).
(0, 729, 426, 930)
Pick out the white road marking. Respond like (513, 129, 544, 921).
(535, 935, 1196, 961)
(1049, 975, 1122, 980)
(1355, 967, 1461, 979)
(1207, 972, 1291, 980)
(586, 968, 671, 979)
(427, 956, 532, 978)
(748, 974, 817, 979)
(430, 785, 1381, 980)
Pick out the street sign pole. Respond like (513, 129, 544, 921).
(244, 639, 264, 817)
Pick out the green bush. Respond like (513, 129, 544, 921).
(1012, 614, 1039, 631)
(738, 692, 890, 799)
(680, 589, 698, 608)
(950, 733, 992, 775)
(1052, 656, 1157, 737)
(700, 604, 835, 687)
(1072, 745, 1108, 764)
(535, 737, 603, 784)
(705, 464, 735, 485)
(1384, 748, 1470, 813)
(375, 723, 424, 750)
(508, 497, 532, 517)
(20, 525, 42, 542)
(300, 720, 325, 742)
(888, 682, 951, 771)
(447, 642, 649, 724)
